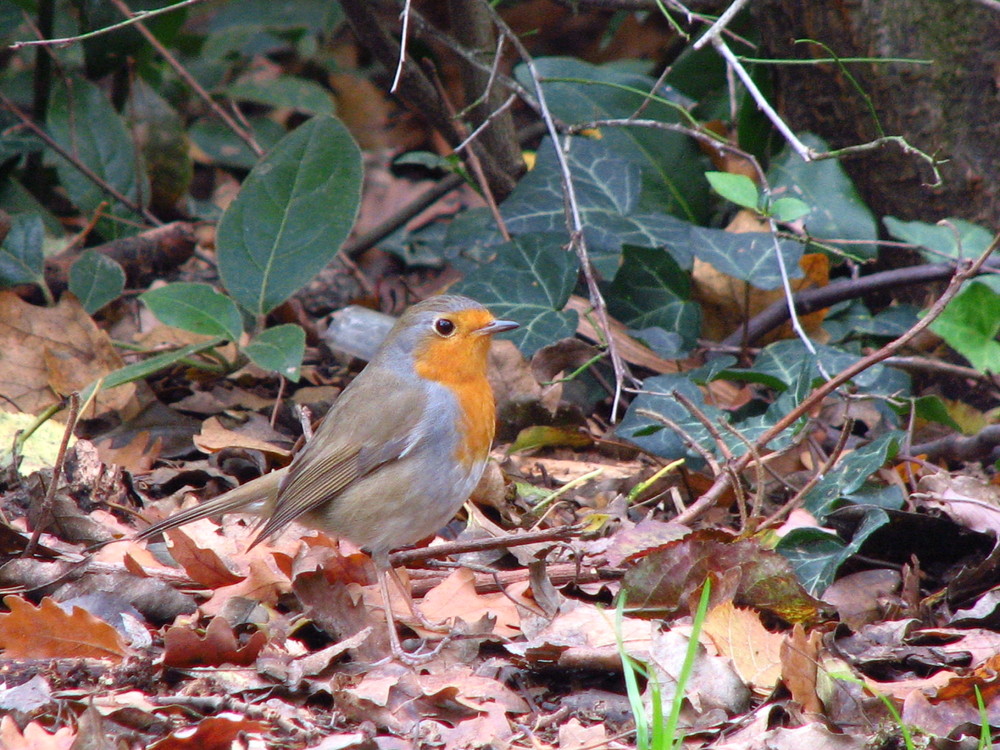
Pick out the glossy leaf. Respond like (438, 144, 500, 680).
(0, 213, 44, 288)
(453, 233, 578, 357)
(706, 171, 759, 210)
(216, 115, 362, 315)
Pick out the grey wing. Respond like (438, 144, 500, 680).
(251, 368, 427, 542)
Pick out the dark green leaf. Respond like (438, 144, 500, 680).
(501, 137, 693, 276)
(141, 283, 244, 340)
(244, 324, 305, 381)
(523, 57, 710, 221)
(802, 432, 902, 519)
(778, 509, 888, 596)
(0, 213, 44, 287)
(226, 77, 335, 115)
(606, 246, 699, 351)
(883, 216, 993, 262)
(217, 115, 363, 315)
(69, 251, 125, 313)
(188, 117, 286, 170)
(453, 233, 578, 357)
(47, 76, 147, 234)
(688, 227, 803, 290)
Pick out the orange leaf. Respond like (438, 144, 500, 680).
(0, 596, 128, 660)
(163, 616, 266, 668)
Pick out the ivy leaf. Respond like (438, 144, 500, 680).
(930, 281, 1000, 373)
(0, 214, 45, 288)
(453, 233, 578, 357)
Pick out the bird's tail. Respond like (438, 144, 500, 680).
(136, 467, 286, 541)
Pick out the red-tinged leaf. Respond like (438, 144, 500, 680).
(163, 616, 266, 668)
(0, 596, 128, 660)
(622, 530, 827, 624)
(165, 527, 245, 588)
(148, 715, 266, 750)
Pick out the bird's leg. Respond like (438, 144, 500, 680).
(388, 564, 451, 634)
(375, 563, 454, 665)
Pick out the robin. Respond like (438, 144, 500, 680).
(137, 295, 518, 663)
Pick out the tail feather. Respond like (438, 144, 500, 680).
(136, 468, 286, 541)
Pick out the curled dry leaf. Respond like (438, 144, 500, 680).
(163, 615, 266, 668)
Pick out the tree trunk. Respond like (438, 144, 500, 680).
(753, 0, 1000, 229)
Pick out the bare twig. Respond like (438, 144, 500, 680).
(24, 394, 80, 557)
(481, 4, 634, 416)
(389, 525, 580, 567)
(10, 0, 207, 49)
(0, 92, 159, 226)
(107, 0, 262, 157)
(389, 0, 413, 93)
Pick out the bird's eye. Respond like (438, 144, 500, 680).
(434, 317, 456, 337)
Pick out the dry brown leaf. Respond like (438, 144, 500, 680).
(557, 717, 609, 749)
(148, 714, 266, 750)
(0, 715, 75, 750)
(0, 292, 137, 416)
(418, 567, 523, 637)
(780, 623, 823, 713)
(198, 556, 291, 617)
(163, 527, 245, 588)
(703, 601, 784, 693)
(0, 595, 128, 660)
(163, 616, 266, 668)
(192, 415, 292, 458)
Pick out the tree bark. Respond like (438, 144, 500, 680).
(753, 0, 1000, 229)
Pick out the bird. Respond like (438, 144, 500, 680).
(136, 295, 518, 663)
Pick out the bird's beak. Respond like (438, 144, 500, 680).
(478, 317, 519, 335)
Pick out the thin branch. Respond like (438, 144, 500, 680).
(676, 236, 1000, 525)
(482, 3, 634, 417)
(24, 394, 80, 557)
(107, 0, 262, 157)
(692, 0, 751, 50)
(9, 0, 207, 49)
(0, 92, 160, 225)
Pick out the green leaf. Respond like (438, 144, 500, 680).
(769, 196, 811, 223)
(606, 246, 699, 351)
(883, 216, 994, 262)
(217, 115, 362, 315)
(80, 339, 226, 405)
(47, 76, 147, 234)
(0, 213, 44, 287)
(188, 117, 286, 170)
(688, 228, 803, 290)
(453, 233, 578, 357)
(226, 76, 335, 115)
(244, 324, 305, 381)
(778, 509, 888, 596)
(769, 133, 877, 257)
(69, 251, 125, 313)
(705, 172, 759, 210)
(930, 281, 1000, 373)
(523, 57, 710, 222)
(618, 373, 773, 464)
(501, 137, 693, 276)
(802, 432, 902, 519)
(141, 283, 244, 340)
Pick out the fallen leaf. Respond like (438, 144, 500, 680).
(703, 601, 784, 693)
(0, 715, 75, 750)
(0, 292, 137, 416)
(163, 616, 266, 667)
(0, 596, 128, 660)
